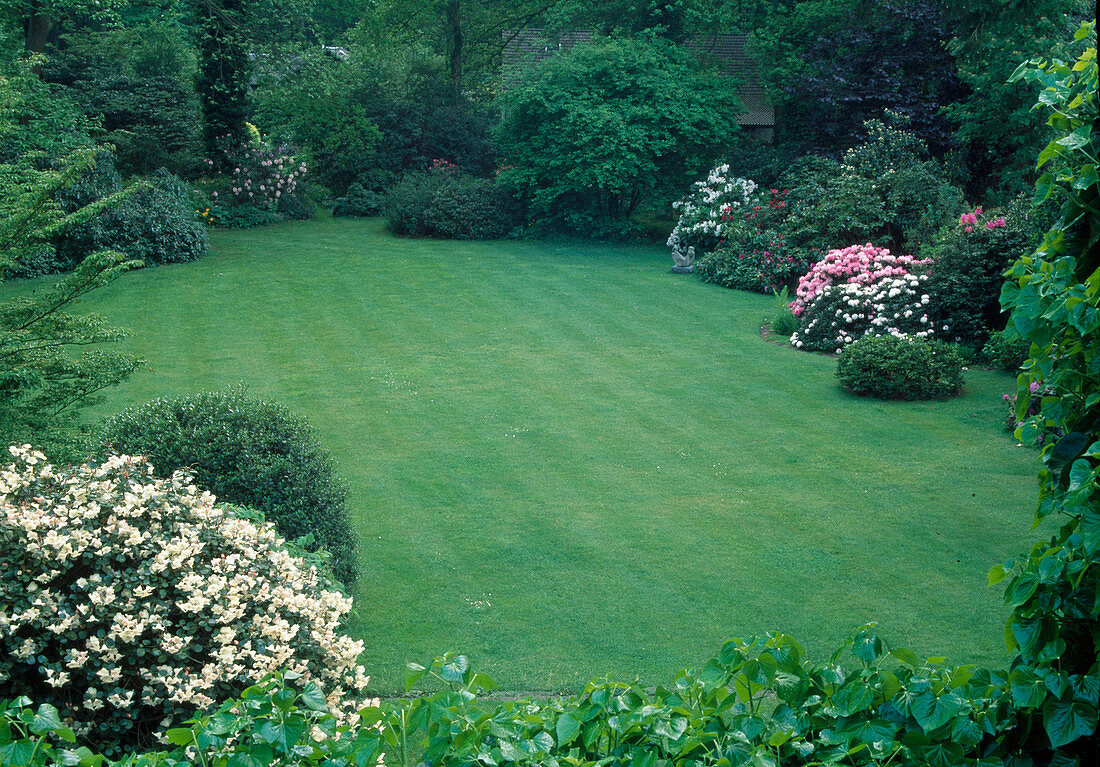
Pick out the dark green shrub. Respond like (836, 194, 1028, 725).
(333, 183, 384, 217)
(56, 160, 208, 268)
(981, 330, 1030, 372)
(252, 47, 497, 197)
(216, 203, 284, 229)
(96, 388, 359, 586)
(836, 334, 964, 399)
(384, 166, 516, 239)
(276, 189, 315, 220)
(382, 171, 436, 236)
(695, 229, 809, 293)
(782, 118, 964, 253)
(924, 197, 1050, 349)
(47, 63, 203, 178)
(496, 33, 741, 234)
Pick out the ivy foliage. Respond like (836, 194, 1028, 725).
(195, 0, 252, 162)
(995, 18, 1100, 764)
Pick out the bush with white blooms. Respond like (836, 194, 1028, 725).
(0, 446, 371, 754)
(667, 165, 757, 264)
(790, 272, 944, 353)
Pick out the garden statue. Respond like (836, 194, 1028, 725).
(672, 245, 695, 273)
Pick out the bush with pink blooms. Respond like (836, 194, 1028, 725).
(195, 134, 313, 228)
(789, 243, 931, 316)
(222, 141, 306, 211)
(923, 195, 1051, 349)
(790, 272, 942, 353)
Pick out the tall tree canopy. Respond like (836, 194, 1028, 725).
(753, 0, 963, 157)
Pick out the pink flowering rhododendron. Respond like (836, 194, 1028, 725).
(790, 273, 943, 352)
(790, 243, 931, 316)
(958, 207, 1006, 233)
(209, 137, 307, 213)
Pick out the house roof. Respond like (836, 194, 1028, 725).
(500, 30, 774, 128)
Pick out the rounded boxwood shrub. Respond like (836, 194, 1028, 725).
(333, 183, 383, 217)
(96, 389, 359, 586)
(0, 446, 369, 755)
(836, 334, 964, 399)
(383, 165, 516, 239)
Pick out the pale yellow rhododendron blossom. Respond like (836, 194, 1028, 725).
(0, 445, 371, 750)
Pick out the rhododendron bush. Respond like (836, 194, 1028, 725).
(790, 243, 931, 316)
(924, 196, 1049, 350)
(0, 446, 369, 754)
(790, 273, 941, 353)
(667, 165, 757, 264)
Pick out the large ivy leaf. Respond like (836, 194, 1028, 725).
(300, 681, 329, 712)
(831, 683, 874, 717)
(556, 713, 580, 746)
(404, 662, 427, 691)
(910, 690, 963, 732)
(29, 704, 62, 736)
(1043, 698, 1098, 748)
(1010, 667, 1049, 709)
(0, 741, 36, 767)
(258, 720, 307, 755)
(840, 717, 898, 747)
(441, 655, 470, 683)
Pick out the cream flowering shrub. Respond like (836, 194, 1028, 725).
(0, 446, 370, 754)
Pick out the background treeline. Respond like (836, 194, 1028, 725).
(1, 0, 1092, 246)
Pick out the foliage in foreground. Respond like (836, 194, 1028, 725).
(96, 388, 360, 586)
(0, 447, 370, 756)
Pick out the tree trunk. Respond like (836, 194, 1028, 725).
(445, 0, 463, 93)
(25, 0, 54, 56)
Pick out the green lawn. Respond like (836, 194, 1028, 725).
(39, 216, 1040, 693)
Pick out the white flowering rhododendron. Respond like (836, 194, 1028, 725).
(667, 165, 757, 264)
(789, 243, 932, 316)
(0, 446, 371, 753)
(790, 273, 946, 353)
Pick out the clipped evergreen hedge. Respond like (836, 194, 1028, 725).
(836, 334, 964, 400)
(96, 388, 359, 586)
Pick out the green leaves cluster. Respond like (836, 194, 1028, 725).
(0, 699, 99, 767)
(496, 33, 741, 235)
(0, 631, 1046, 767)
(994, 17, 1100, 764)
(0, 64, 142, 460)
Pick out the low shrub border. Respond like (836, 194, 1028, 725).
(836, 334, 964, 400)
